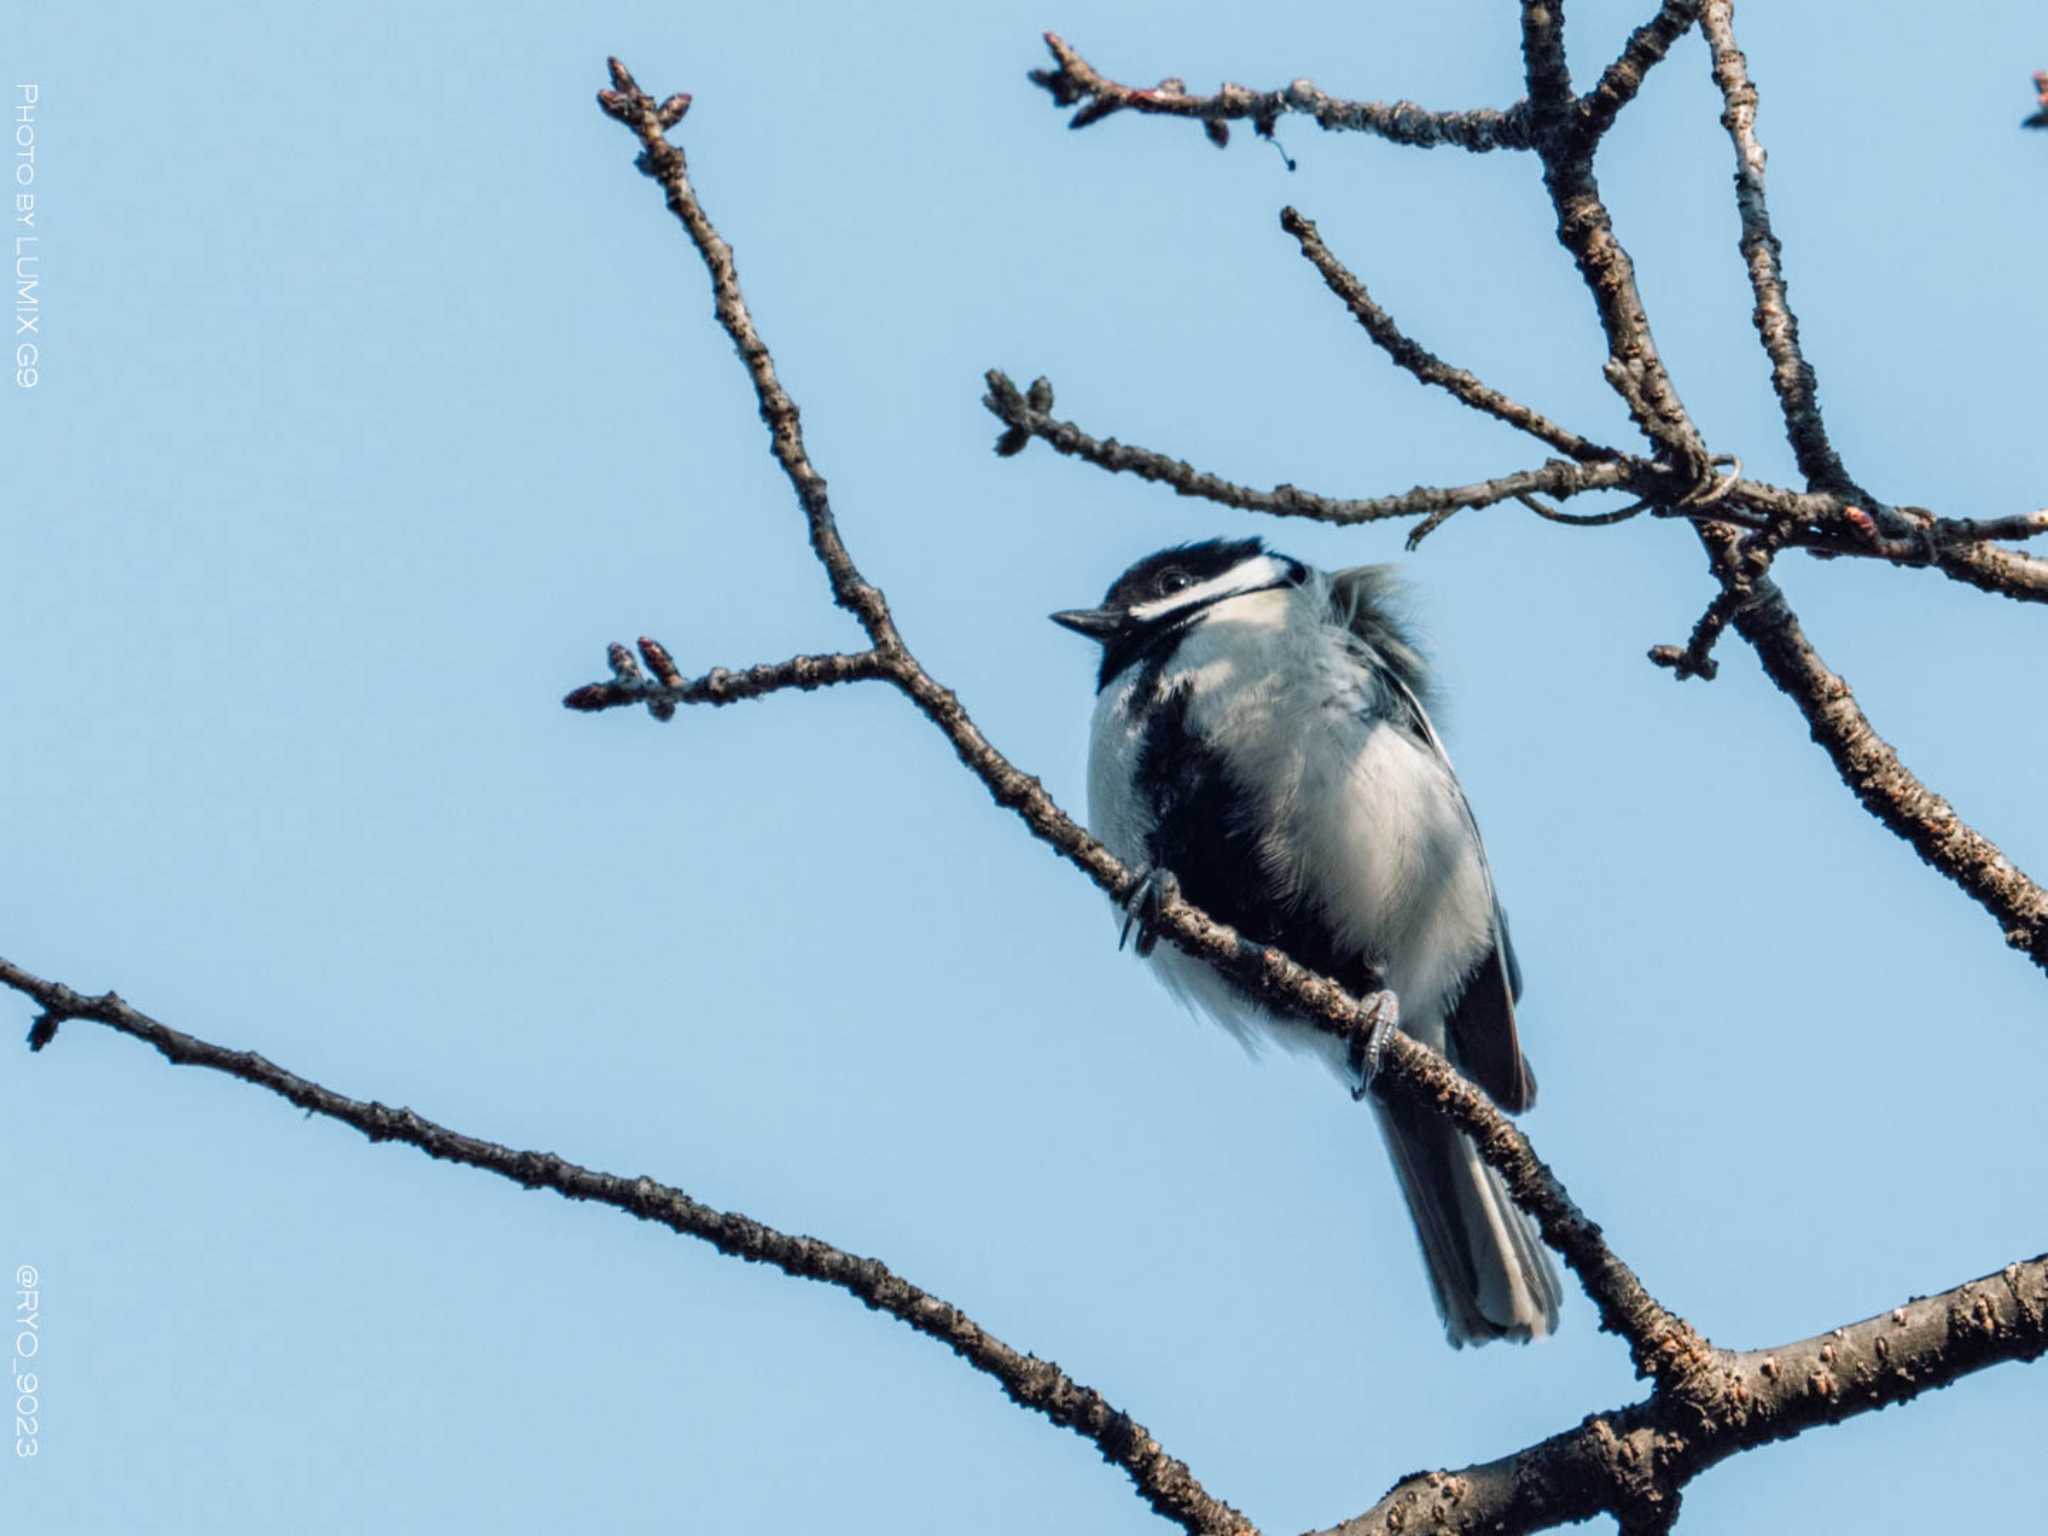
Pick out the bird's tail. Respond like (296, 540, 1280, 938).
(1373, 1095, 1563, 1346)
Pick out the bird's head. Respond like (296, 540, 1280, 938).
(1051, 538, 1306, 684)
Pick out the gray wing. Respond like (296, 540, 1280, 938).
(1397, 678, 1535, 1112)
(1332, 568, 1536, 1113)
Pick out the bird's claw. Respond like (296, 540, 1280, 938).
(1348, 989, 1401, 1102)
(1119, 866, 1179, 958)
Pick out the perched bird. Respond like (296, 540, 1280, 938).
(1052, 537, 1562, 1346)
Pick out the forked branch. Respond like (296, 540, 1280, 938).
(563, 641, 888, 718)
(1021, 4, 2048, 977)
(1702, 1, 1862, 501)
(982, 369, 1638, 544)
(1278, 208, 1610, 462)
(1578, 0, 1704, 142)
(1323, 1250, 2048, 1536)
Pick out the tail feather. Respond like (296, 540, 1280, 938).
(1374, 1096, 1563, 1347)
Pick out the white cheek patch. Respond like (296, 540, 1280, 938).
(1128, 554, 1295, 624)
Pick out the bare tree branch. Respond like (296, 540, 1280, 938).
(1645, 584, 1743, 680)
(1933, 538, 2048, 604)
(1577, 0, 1702, 142)
(982, 370, 1636, 542)
(1647, 520, 1785, 680)
(562, 643, 887, 717)
(1028, 32, 1532, 153)
(62, 872, 2009, 1536)
(1278, 208, 1612, 461)
(596, 70, 901, 654)
(1011, 13, 2048, 603)
(1921, 507, 2048, 544)
(1495, 3, 2048, 970)
(986, 366, 2048, 614)
(1702, 1, 1862, 500)
(1521, 3, 1712, 482)
(0, 953, 1256, 1536)
(1732, 482, 2048, 550)
(1730, 581, 2048, 970)
(1718, 484, 2048, 602)
(1319, 1252, 2048, 1536)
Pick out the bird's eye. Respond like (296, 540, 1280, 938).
(1158, 569, 1191, 594)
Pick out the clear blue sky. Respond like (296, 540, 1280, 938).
(6, 3, 2045, 1532)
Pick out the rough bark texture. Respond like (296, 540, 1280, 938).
(0, 952, 1256, 1536)
(1030, 31, 1533, 153)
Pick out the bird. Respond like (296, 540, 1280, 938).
(1051, 536, 1562, 1346)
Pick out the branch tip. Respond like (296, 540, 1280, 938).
(1028, 35, 1533, 151)
(1282, 206, 1609, 461)
(606, 641, 645, 684)
(637, 636, 685, 688)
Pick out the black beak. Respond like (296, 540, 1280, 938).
(1049, 606, 1123, 641)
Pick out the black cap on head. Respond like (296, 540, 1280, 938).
(1049, 538, 1272, 640)
(1050, 537, 1298, 688)
(1098, 537, 1268, 613)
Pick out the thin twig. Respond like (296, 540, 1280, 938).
(1517, 491, 1651, 528)
(981, 370, 1637, 535)
(1934, 540, 2048, 604)
(1648, 519, 1784, 681)
(1646, 587, 1740, 680)
(1702, 1, 1861, 498)
(1029, 33, 1531, 153)
(597, 64, 902, 650)
(562, 647, 887, 716)
(1577, 0, 1704, 142)
(1279, 208, 1611, 462)
(1520, 4, 1713, 483)
(1925, 507, 2048, 544)
(0, 953, 1257, 1536)
(995, 370, 2048, 604)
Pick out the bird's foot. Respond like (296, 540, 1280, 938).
(1348, 989, 1401, 1102)
(1118, 866, 1179, 958)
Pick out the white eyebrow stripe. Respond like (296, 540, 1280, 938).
(1128, 554, 1293, 623)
